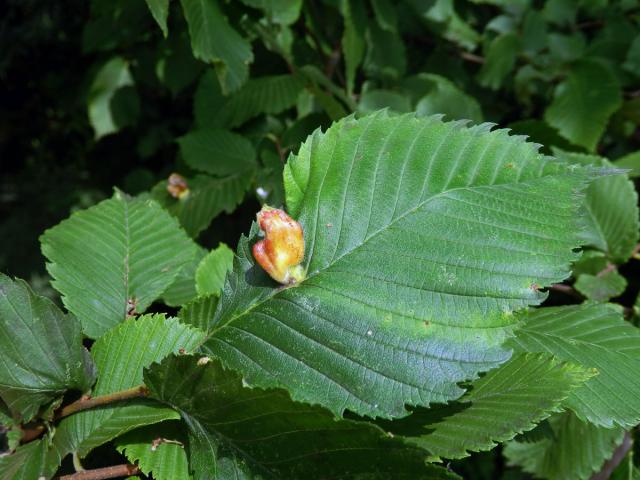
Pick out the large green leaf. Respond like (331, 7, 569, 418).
(545, 59, 622, 152)
(52, 315, 205, 459)
(504, 412, 625, 480)
(178, 129, 256, 176)
(552, 149, 639, 263)
(509, 303, 640, 428)
(40, 191, 195, 338)
(384, 353, 592, 459)
(0, 274, 96, 421)
(204, 112, 599, 419)
(151, 174, 251, 237)
(0, 437, 61, 480)
(180, 0, 253, 93)
(144, 355, 459, 480)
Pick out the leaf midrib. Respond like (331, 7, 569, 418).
(207, 171, 581, 338)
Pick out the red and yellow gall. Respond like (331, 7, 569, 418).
(252, 206, 306, 285)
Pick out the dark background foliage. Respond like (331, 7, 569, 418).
(2, 0, 640, 477)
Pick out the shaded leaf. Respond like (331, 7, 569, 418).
(145, 354, 460, 480)
(413, 74, 482, 123)
(510, 303, 640, 427)
(180, 0, 253, 93)
(161, 246, 208, 307)
(179, 129, 256, 176)
(240, 0, 302, 25)
(52, 315, 205, 458)
(504, 411, 625, 480)
(477, 33, 520, 90)
(545, 59, 622, 152)
(144, 0, 169, 37)
(207, 112, 599, 419)
(341, 0, 367, 94)
(40, 191, 195, 338)
(215, 74, 306, 128)
(0, 274, 96, 421)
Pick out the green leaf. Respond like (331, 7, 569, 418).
(509, 303, 640, 427)
(477, 33, 520, 90)
(418, 0, 480, 50)
(504, 412, 625, 480)
(371, 0, 398, 32)
(341, 0, 367, 94)
(195, 243, 234, 297)
(574, 269, 627, 301)
(384, 353, 593, 459)
(151, 174, 251, 238)
(358, 90, 412, 114)
(0, 274, 96, 421)
(180, 0, 253, 94)
(208, 112, 599, 419)
(52, 314, 205, 459)
(614, 150, 640, 178)
(194, 70, 226, 129)
(161, 246, 208, 307)
(552, 149, 639, 263)
(0, 437, 61, 480)
(144, 0, 169, 37)
(215, 74, 306, 129)
(363, 23, 407, 81)
(88, 57, 138, 139)
(240, 0, 302, 25)
(116, 422, 190, 480)
(545, 59, 623, 152)
(178, 129, 256, 176)
(144, 354, 460, 480)
(40, 191, 196, 338)
(413, 74, 483, 124)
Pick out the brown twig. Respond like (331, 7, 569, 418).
(548, 283, 583, 299)
(591, 431, 633, 480)
(56, 385, 149, 420)
(20, 424, 45, 443)
(56, 463, 140, 480)
(459, 51, 485, 64)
